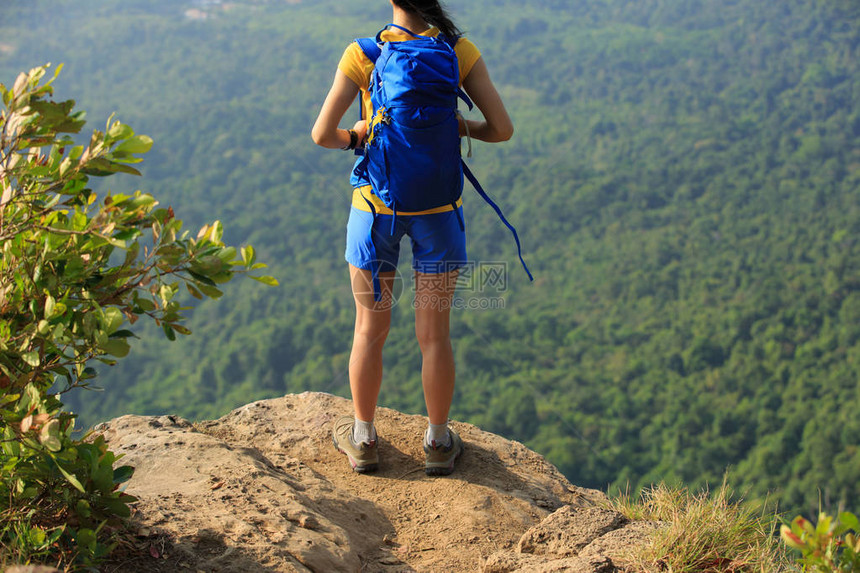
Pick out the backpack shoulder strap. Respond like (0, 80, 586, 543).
(440, 34, 459, 49)
(437, 34, 475, 111)
(355, 37, 382, 63)
(353, 38, 382, 123)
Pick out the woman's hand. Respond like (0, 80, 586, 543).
(352, 119, 368, 149)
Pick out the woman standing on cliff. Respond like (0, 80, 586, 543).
(311, 0, 513, 475)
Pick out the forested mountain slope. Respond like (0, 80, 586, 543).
(2, 0, 859, 516)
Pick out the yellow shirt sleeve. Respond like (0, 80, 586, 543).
(337, 42, 375, 120)
(338, 42, 373, 90)
(454, 37, 482, 83)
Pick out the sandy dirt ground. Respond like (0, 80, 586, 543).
(97, 392, 605, 573)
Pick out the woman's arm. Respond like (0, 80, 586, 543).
(311, 69, 367, 149)
(460, 57, 514, 143)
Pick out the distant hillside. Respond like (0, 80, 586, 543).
(2, 0, 859, 517)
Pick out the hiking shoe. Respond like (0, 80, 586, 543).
(424, 427, 463, 476)
(332, 415, 379, 474)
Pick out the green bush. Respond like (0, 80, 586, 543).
(0, 64, 276, 569)
(781, 511, 860, 572)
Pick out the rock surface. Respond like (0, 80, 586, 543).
(484, 507, 662, 572)
(84, 392, 656, 572)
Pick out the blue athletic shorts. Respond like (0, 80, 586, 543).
(345, 205, 467, 274)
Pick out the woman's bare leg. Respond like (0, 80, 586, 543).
(348, 264, 395, 423)
(414, 269, 459, 425)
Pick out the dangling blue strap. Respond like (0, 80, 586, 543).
(361, 195, 383, 301)
(462, 161, 533, 281)
(452, 201, 464, 231)
(458, 89, 474, 111)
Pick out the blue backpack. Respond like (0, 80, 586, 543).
(353, 24, 532, 298)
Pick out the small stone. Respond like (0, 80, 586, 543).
(299, 514, 319, 530)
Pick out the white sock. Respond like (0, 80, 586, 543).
(425, 422, 450, 447)
(353, 418, 376, 444)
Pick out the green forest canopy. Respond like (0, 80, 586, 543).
(1, 0, 859, 517)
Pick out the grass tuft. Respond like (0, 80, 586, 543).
(603, 478, 795, 572)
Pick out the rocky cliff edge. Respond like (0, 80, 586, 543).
(68, 392, 659, 573)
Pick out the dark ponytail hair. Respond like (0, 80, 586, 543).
(392, 0, 462, 38)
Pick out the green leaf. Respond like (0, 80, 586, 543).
(241, 245, 256, 266)
(115, 228, 141, 242)
(39, 420, 62, 452)
(196, 283, 224, 299)
(44, 294, 56, 318)
(217, 246, 237, 263)
(155, 244, 185, 258)
(29, 99, 75, 120)
(169, 324, 192, 336)
(188, 270, 217, 286)
(186, 283, 203, 299)
(80, 366, 98, 380)
(123, 241, 141, 265)
(68, 145, 84, 160)
(108, 329, 137, 339)
(29, 528, 47, 546)
(193, 255, 225, 274)
(21, 351, 40, 367)
(841, 512, 860, 532)
(113, 465, 134, 485)
(52, 117, 86, 134)
(159, 284, 176, 303)
(100, 495, 133, 518)
(211, 271, 234, 284)
(114, 134, 153, 155)
(76, 528, 97, 551)
(92, 464, 114, 494)
(208, 220, 223, 243)
(102, 307, 124, 334)
(80, 157, 141, 177)
(76, 499, 92, 519)
(102, 339, 130, 358)
(107, 122, 133, 141)
(250, 275, 279, 287)
(135, 298, 157, 312)
(57, 464, 86, 493)
(47, 527, 65, 546)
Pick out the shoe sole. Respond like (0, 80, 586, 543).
(332, 435, 378, 474)
(424, 443, 463, 476)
